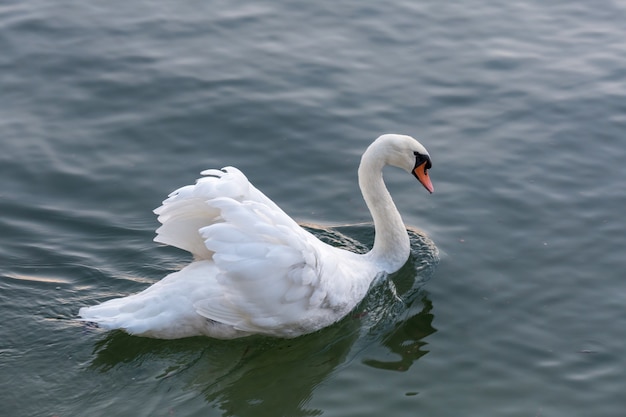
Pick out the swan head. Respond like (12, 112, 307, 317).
(369, 134, 434, 193)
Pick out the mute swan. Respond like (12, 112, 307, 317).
(79, 134, 434, 339)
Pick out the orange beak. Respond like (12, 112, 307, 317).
(413, 161, 434, 193)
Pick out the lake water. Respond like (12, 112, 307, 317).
(1, 0, 625, 416)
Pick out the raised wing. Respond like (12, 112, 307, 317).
(193, 196, 331, 337)
(153, 167, 333, 337)
(154, 167, 280, 259)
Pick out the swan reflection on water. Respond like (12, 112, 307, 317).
(87, 225, 438, 417)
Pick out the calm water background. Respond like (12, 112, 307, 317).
(1, 0, 625, 416)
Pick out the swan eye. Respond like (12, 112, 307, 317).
(413, 152, 432, 170)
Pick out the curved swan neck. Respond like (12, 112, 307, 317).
(358, 144, 410, 273)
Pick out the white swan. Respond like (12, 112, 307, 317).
(79, 134, 434, 339)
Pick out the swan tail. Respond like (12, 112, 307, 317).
(78, 296, 155, 336)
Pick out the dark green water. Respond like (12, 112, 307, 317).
(1, 1, 625, 416)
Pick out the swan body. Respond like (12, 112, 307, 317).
(79, 134, 434, 339)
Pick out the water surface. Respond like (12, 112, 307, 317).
(1, 0, 626, 416)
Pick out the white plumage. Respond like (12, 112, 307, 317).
(79, 134, 434, 339)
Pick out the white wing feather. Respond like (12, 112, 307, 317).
(153, 167, 279, 259)
(152, 167, 342, 337)
(193, 197, 325, 335)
